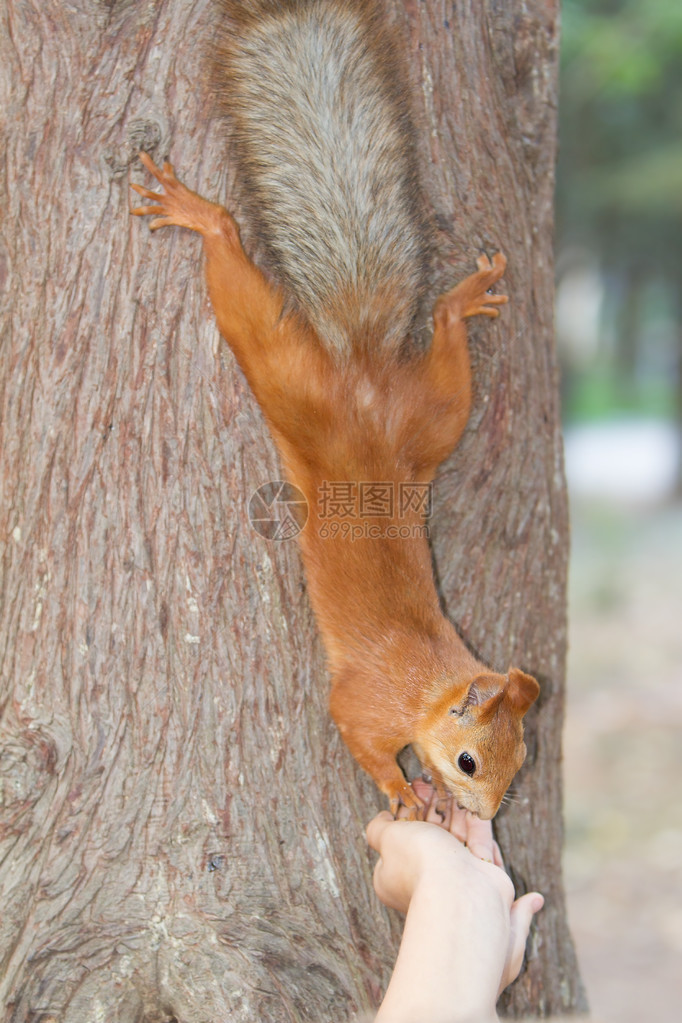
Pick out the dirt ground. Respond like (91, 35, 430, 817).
(563, 498, 682, 1022)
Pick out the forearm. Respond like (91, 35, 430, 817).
(375, 872, 505, 1023)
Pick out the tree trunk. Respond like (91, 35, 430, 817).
(0, 0, 585, 1019)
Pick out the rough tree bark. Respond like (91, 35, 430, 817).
(0, 0, 586, 1019)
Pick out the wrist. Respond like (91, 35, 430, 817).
(376, 868, 506, 1023)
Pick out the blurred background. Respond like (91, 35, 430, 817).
(556, 1, 682, 1020)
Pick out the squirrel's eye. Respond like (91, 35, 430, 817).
(458, 752, 476, 776)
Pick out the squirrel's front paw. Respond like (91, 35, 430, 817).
(386, 781, 426, 821)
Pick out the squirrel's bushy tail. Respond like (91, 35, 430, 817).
(211, 0, 430, 356)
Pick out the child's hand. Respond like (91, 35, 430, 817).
(367, 780, 544, 1002)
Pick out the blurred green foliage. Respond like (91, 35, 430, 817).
(567, 368, 676, 421)
(558, 0, 682, 424)
(559, 0, 682, 267)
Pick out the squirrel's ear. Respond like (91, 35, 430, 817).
(506, 667, 540, 717)
(460, 672, 507, 720)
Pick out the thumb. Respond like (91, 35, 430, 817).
(499, 892, 544, 994)
(366, 811, 395, 853)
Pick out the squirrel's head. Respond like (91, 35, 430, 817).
(414, 667, 540, 820)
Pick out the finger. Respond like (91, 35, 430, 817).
(139, 151, 171, 183)
(373, 859, 409, 914)
(138, 150, 163, 178)
(395, 802, 420, 821)
(464, 813, 496, 862)
(411, 778, 435, 805)
(130, 182, 162, 200)
(492, 840, 504, 869)
(503, 893, 544, 989)
(428, 795, 452, 830)
(449, 803, 469, 843)
(149, 217, 177, 230)
(411, 779, 440, 824)
(366, 811, 395, 853)
(131, 205, 165, 217)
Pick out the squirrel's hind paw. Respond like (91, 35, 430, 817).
(130, 151, 231, 238)
(439, 251, 509, 321)
(476, 251, 507, 276)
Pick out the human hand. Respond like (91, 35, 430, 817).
(366, 780, 544, 997)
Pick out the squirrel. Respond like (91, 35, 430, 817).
(131, 0, 540, 819)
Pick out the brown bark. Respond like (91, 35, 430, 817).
(0, 1, 585, 1020)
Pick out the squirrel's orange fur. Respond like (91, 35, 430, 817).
(131, 0, 539, 819)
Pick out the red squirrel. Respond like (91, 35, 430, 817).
(131, 0, 539, 819)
